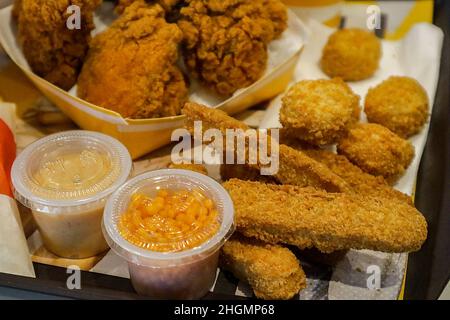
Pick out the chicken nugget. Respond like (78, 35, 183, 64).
(182, 102, 351, 192)
(14, 0, 101, 90)
(321, 28, 381, 81)
(178, 0, 287, 96)
(221, 235, 306, 300)
(223, 179, 428, 253)
(280, 78, 360, 146)
(365, 76, 429, 138)
(337, 123, 415, 182)
(77, 2, 188, 119)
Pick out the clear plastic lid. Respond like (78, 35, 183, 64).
(12, 131, 132, 214)
(103, 169, 235, 267)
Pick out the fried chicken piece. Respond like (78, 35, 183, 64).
(365, 76, 429, 138)
(221, 235, 306, 300)
(223, 179, 427, 253)
(115, 0, 180, 14)
(302, 149, 413, 204)
(168, 162, 208, 175)
(77, 1, 188, 119)
(14, 0, 101, 90)
(280, 78, 361, 146)
(321, 28, 381, 81)
(178, 0, 287, 96)
(182, 102, 350, 192)
(337, 123, 415, 182)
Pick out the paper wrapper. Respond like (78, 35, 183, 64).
(0, 3, 306, 159)
(0, 101, 35, 278)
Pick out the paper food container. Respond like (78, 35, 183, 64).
(0, 3, 306, 159)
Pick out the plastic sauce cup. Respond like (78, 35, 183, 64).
(12, 131, 132, 259)
(102, 169, 235, 299)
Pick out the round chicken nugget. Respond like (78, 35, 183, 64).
(321, 28, 381, 81)
(337, 123, 415, 182)
(365, 76, 429, 138)
(280, 78, 360, 146)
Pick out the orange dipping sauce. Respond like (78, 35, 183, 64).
(118, 189, 220, 252)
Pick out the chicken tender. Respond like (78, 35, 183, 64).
(321, 28, 381, 81)
(337, 123, 415, 182)
(221, 235, 306, 300)
(178, 0, 287, 96)
(301, 149, 412, 204)
(365, 76, 429, 138)
(182, 102, 350, 192)
(14, 0, 101, 90)
(280, 78, 361, 146)
(77, 1, 188, 119)
(223, 179, 428, 253)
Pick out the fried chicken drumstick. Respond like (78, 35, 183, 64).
(223, 179, 427, 253)
(178, 0, 288, 96)
(78, 1, 188, 119)
(14, 0, 101, 90)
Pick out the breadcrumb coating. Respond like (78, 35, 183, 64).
(223, 179, 428, 253)
(365, 76, 429, 138)
(15, 0, 101, 90)
(169, 163, 208, 175)
(301, 149, 412, 204)
(280, 78, 361, 146)
(178, 0, 287, 96)
(337, 123, 415, 182)
(221, 235, 306, 300)
(182, 102, 350, 192)
(115, 0, 179, 14)
(321, 28, 381, 81)
(77, 2, 188, 118)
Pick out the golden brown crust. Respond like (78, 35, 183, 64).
(178, 0, 287, 96)
(115, 0, 180, 14)
(223, 179, 427, 253)
(77, 2, 188, 119)
(168, 163, 208, 175)
(221, 235, 306, 300)
(182, 102, 350, 192)
(337, 123, 415, 182)
(280, 78, 361, 146)
(15, 0, 101, 90)
(365, 76, 429, 138)
(301, 149, 413, 205)
(321, 28, 381, 81)
(220, 164, 278, 183)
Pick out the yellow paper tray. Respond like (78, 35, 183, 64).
(0, 5, 305, 159)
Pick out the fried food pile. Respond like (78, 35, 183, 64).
(13, 0, 102, 90)
(177, 0, 288, 96)
(182, 102, 428, 300)
(77, 1, 188, 118)
(13, 0, 289, 118)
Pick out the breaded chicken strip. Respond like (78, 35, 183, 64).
(182, 102, 350, 192)
(302, 149, 413, 205)
(223, 179, 427, 253)
(78, 1, 188, 119)
(337, 123, 415, 182)
(178, 0, 287, 96)
(14, 0, 101, 90)
(221, 235, 306, 300)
